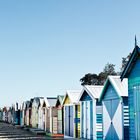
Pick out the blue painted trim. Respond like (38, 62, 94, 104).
(80, 91, 92, 101)
(99, 77, 121, 102)
(121, 45, 140, 80)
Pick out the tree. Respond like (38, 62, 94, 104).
(98, 63, 117, 84)
(103, 63, 117, 77)
(120, 53, 131, 72)
(80, 73, 98, 86)
(80, 63, 117, 86)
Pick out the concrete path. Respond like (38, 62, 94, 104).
(0, 122, 79, 140)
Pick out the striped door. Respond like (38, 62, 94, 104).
(75, 105, 80, 138)
(65, 106, 73, 137)
(65, 106, 69, 136)
(69, 106, 73, 137)
(81, 102, 84, 138)
(86, 101, 90, 139)
(58, 109, 62, 134)
(90, 101, 93, 139)
(103, 99, 122, 140)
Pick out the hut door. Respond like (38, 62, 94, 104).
(85, 101, 90, 139)
(69, 106, 73, 137)
(65, 106, 69, 136)
(43, 108, 45, 130)
(90, 101, 93, 139)
(133, 85, 140, 139)
(58, 109, 62, 134)
(65, 106, 73, 137)
(81, 102, 84, 138)
(103, 99, 121, 140)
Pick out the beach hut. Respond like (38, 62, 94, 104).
(45, 97, 58, 135)
(38, 98, 45, 130)
(3, 107, 8, 122)
(13, 103, 20, 125)
(7, 107, 12, 123)
(99, 76, 129, 140)
(31, 97, 43, 128)
(21, 101, 27, 126)
(62, 90, 81, 138)
(55, 95, 64, 135)
(0, 109, 3, 121)
(121, 44, 140, 139)
(78, 85, 103, 140)
(24, 99, 33, 127)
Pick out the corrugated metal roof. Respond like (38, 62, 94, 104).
(109, 76, 128, 97)
(45, 97, 57, 107)
(84, 85, 104, 99)
(39, 98, 44, 108)
(56, 95, 64, 106)
(59, 95, 64, 104)
(66, 90, 81, 104)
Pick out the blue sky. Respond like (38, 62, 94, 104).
(0, 0, 140, 107)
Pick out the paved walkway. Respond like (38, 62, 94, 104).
(0, 122, 78, 140)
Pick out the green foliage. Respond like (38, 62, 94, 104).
(120, 53, 131, 72)
(80, 63, 117, 85)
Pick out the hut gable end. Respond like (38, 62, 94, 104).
(80, 90, 92, 101)
(103, 84, 119, 100)
(63, 95, 71, 105)
(121, 45, 140, 80)
(129, 56, 140, 78)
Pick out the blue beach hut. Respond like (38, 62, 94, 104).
(121, 44, 140, 139)
(99, 76, 129, 140)
(78, 85, 103, 140)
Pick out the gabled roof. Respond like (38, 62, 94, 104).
(99, 76, 128, 101)
(45, 97, 57, 107)
(121, 45, 140, 80)
(38, 98, 44, 108)
(55, 95, 64, 106)
(78, 85, 103, 101)
(32, 97, 44, 107)
(29, 99, 33, 108)
(62, 90, 81, 105)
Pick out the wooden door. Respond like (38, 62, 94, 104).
(103, 99, 122, 140)
(86, 101, 90, 139)
(69, 106, 73, 137)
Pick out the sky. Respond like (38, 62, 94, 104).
(0, 0, 140, 107)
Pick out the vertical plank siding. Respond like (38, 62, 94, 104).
(96, 105, 103, 139)
(128, 57, 140, 139)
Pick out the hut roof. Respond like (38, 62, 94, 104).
(99, 76, 128, 101)
(121, 45, 140, 80)
(55, 95, 64, 106)
(45, 97, 57, 107)
(62, 90, 81, 105)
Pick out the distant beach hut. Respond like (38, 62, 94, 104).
(78, 85, 103, 140)
(21, 101, 27, 126)
(99, 76, 129, 140)
(55, 95, 64, 135)
(25, 99, 33, 127)
(38, 98, 45, 130)
(14, 103, 20, 125)
(2, 107, 8, 122)
(45, 97, 58, 136)
(31, 97, 44, 128)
